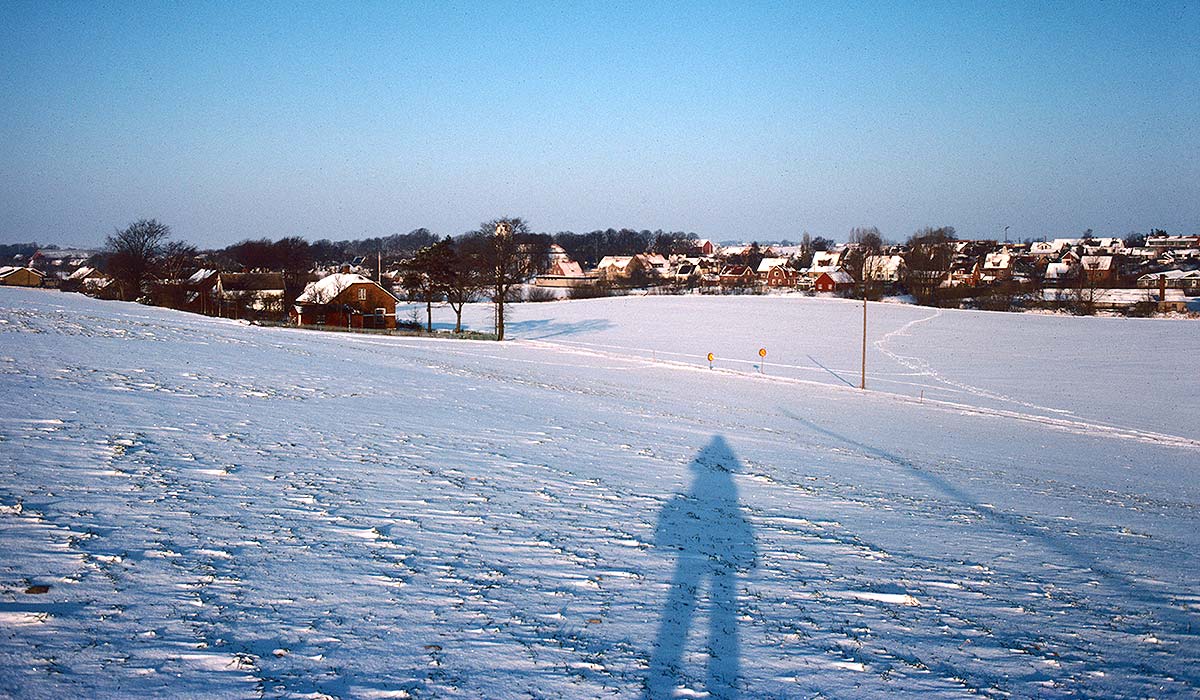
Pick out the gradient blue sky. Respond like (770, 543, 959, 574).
(2, 1, 1197, 247)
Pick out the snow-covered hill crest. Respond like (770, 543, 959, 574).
(1, 288, 1197, 698)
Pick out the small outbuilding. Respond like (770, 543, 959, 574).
(813, 269, 855, 293)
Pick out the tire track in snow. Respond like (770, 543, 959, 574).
(872, 308, 1075, 415)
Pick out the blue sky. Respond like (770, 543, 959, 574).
(1, 1, 1197, 247)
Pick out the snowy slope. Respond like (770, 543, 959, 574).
(1, 287, 1198, 698)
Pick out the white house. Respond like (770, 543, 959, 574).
(863, 254, 906, 283)
(811, 250, 842, 268)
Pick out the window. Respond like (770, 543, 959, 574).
(357, 288, 367, 301)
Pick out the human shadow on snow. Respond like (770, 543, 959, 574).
(645, 435, 756, 700)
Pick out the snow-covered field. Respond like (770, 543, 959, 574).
(1, 287, 1197, 698)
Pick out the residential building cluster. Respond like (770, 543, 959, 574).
(533, 234, 1200, 314)
(3, 231, 1198, 319)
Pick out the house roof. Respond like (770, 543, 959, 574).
(67, 266, 101, 280)
(0, 266, 44, 279)
(864, 254, 904, 272)
(1137, 269, 1200, 282)
(295, 273, 382, 303)
(817, 270, 855, 285)
(756, 257, 791, 273)
(596, 256, 634, 271)
(983, 251, 1013, 269)
(811, 250, 841, 266)
(551, 261, 584, 277)
(219, 272, 285, 292)
(187, 268, 219, 284)
(1044, 262, 1073, 278)
(1080, 255, 1114, 270)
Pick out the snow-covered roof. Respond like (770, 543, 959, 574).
(983, 251, 1013, 269)
(1081, 255, 1114, 270)
(549, 261, 584, 277)
(295, 273, 376, 303)
(1029, 241, 1064, 254)
(756, 257, 791, 273)
(639, 254, 669, 269)
(188, 268, 219, 284)
(863, 254, 904, 271)
(811, 251, 841, 267)
(819, 270, 855, 284)
(596, 256, 634, 271)
(67, 266, 98, 280)
(1044, 262, 1073, 279)
(1137, 269, 1200, 282)
(0, 266, 42, 278)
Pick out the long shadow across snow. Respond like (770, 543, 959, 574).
(645, 435, 756, 700)
(785, 410, 1200, 689)
(506, 318, 613, 339)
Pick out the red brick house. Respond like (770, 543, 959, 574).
(1080, 255, 1118, 286)
(756, 258, 798, 287)
(291, 273, 399, 329)
(719, 264, 756, 288)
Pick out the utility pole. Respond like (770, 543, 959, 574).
(860, 292, 867, 390)
(860, 259, 867, 390)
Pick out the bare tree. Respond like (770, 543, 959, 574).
(105, 219, 170, 301)
(402, 240, 454, 332)
(848, 226, 883, 252)
(469, 217, 535, 341)
(159, 241, 198, 282)
(436, 237, 486, 333)
(150, 241, 200, 309)
(903, 226, 956, 306)
(270, 237, 314, 306)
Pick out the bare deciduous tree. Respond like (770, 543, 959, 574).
(105, 219, 170, 301)
(468, 217, 535, 341)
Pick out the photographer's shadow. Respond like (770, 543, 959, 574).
(646, 435, 757, 699)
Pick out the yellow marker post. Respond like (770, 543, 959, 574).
(758, 348, 767, 374)
(707, 352, 714, 370)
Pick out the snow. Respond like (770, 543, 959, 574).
(756, 258, 791, 273)
(186, 268, 218, 284)
(1, 287, 1198, 698)
(295, 273, 375, 303)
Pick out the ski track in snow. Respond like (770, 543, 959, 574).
(1, 288, 1198, 698)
